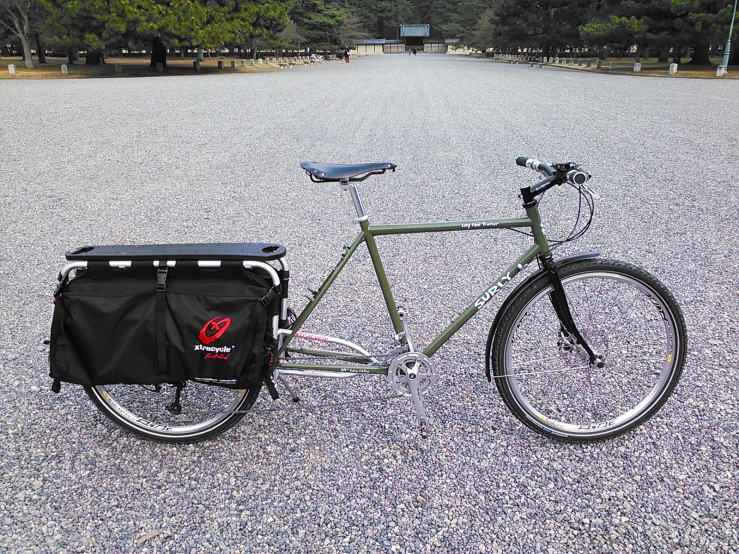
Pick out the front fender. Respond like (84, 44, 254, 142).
(484, 252, 600, 382)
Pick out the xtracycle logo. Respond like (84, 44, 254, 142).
(198, 316, 232, 345)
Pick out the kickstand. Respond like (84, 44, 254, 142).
(165, 382, 185, 415)
(407, 373, 428, 437)
(278, 376, 300, 403)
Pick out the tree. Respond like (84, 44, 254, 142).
(477, 0, 591, 57)
(40, 0, 127, 64)
(670, 0, 730, 65)
(580, 0, 735, 66)
(243, 0, 291, 58)
(292, 0, 346, 50)
(0, 0, 40, 68)
(440, 0, 491, 46)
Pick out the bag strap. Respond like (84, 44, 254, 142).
(156, 266, 169, 373)
(259, 285, 281, 308)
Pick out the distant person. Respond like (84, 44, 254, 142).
(412, 48, 417, 55)
(344, 47, 350, 63)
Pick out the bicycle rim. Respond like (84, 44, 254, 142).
(86, 382, 257, 442)
(498, 267, 682, 440)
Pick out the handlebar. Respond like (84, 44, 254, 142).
(517, 156, 593, 202)
(516, 156, 555, 176)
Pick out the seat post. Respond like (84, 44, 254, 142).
(341, 179, 368, 222)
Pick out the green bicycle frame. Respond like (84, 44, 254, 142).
(276, 189, 550, 374)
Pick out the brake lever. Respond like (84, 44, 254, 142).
(580, 179, 600, 200)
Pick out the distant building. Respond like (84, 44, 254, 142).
(355, 25, 453, 55)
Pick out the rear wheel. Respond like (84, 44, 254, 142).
(85, 382, 261, 443)
(490, 259, 686, 442)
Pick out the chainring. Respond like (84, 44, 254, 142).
(388, 352, 437, 396)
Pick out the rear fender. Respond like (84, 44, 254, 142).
(484, 252, 600, 382)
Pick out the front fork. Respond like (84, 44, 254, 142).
(540, 253, 604, 368)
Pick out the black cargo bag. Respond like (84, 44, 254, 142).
(50, 261, 279, 389)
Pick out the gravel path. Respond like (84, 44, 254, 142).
(1, 56, 737, 553)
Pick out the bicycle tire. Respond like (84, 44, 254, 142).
(490, 258, 686, 443)
(84, 382, 262, 443)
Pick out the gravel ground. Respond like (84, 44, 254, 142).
(1, 56, 737, 553)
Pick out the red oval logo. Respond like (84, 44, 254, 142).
(198, 316, 232, 345)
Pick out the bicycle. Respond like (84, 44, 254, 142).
(55, 157, 687, 443)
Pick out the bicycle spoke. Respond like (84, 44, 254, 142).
(493, 261, 685, 442)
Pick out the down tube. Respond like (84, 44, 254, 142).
(422, 244, 540, 357)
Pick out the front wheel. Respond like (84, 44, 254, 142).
(85, 382, 261, 443)
(490, 258, 686, 443)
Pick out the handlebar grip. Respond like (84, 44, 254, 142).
(516, 156, 555, 176)
(566, 169, 589, 185)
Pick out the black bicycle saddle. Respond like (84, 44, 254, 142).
(300, 161, 396, 182)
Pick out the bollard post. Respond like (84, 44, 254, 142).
(60, 64, 68, 74)
(250, 59, 255, 65)
(634, 62, 641, 72)
(596, 59, 602, 69)
(231, 60, 236, 68)
(577, 58, 582, 66)
(609, 61, 616, 70)
(258, 58, 263, 65)
(586, 59, 592, 67)
(217, 60, 223, 69)
(240, 59, 246, 67)
(716, 65, 726, 76)
(193, 60, 200, 71)
(669, 63, 678, 75)
(8, 64, 17, 74)
(114, 64, 122, 74)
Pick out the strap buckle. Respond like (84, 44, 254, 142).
(260, 285, 281, 307)
(156, 266, 168, 292)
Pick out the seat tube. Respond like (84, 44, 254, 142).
(343, 181, 403, 336)
(359, 219, 405, 336)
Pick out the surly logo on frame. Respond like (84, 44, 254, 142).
(474, 272, 512, 309)
(196, 316, 235, 360)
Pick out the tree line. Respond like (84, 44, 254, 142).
(469, 0, 738, 65)
(2, 0, 736, 69)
